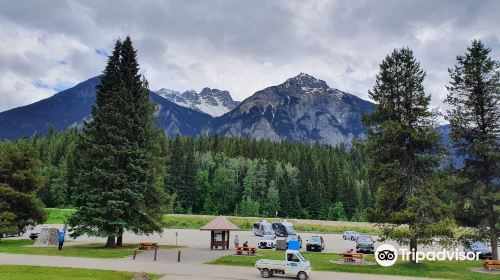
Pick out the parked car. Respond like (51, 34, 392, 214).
(342, 231, 360, 241)
(29, 228, 41, 240)
(356, 235, 375, 253)
(272, 221, 296, 237)
(0, 228, 24, 238)
(253, 220, 275, 236)
(286, 234, 302, 249)
(306, 236, 325, 252)
(464, 241, 492, 260)
(258, 234, 277, 249)
(255, 249, 311, 280)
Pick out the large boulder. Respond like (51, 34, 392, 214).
(34, 228, 59, 246)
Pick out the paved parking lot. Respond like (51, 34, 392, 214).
(19, 225, 474, 255)
(7, 226, 496, 280)
(36, 227, 465, 254)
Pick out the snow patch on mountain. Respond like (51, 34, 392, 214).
(155, 87, 239, 117)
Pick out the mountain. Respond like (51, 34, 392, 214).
(1, 73, 458, 150)
(0, 73, 375, 146)
(155, 87, 239, 117)
(0, 77, 100, 140)
(150, 91, 212, 136)
(0, 76, 212, 140)
(208, 73, 375, 147)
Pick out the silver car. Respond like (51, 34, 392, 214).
(342, 231, 360, 241)
(258, 234, 277, 249)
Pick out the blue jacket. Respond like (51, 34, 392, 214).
(57, 230, 66, 243)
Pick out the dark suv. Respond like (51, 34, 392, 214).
(306, 235, 325, 252)
(272, 221, 296, 237)
(356, 235, 375, 253)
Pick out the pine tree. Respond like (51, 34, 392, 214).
(0, 140, 46, 239)
(166, 135, 186, 210)
(307, 181, 324, 219)
(182, 139, 197, 212)
(262, 181, 280, 217)
(202, 196, 217, 215)
(328, 201, 347, 221)
(337, 173, 357, 219)
(237, 195, 260, 217)
(68, 37, 166, 248)
(446, 40, 500, 260)
(194, 170, 211, 213)
(363, 47, 455, 263)
(212, 167, 237, 214)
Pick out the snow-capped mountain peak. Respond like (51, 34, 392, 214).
(284, 72, 329, 91)
(154, 87, 239, 117)
(156, 88, 181, 98)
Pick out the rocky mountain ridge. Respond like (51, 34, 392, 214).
(0, 73, 376, 147)
(155, 87, 239, 117)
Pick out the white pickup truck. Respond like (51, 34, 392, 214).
(255, 250, 311, 280)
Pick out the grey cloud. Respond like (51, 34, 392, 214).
(0, 0, 499, 115)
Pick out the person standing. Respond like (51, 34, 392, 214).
(57, 227, 66, 251)
(234, 235, 239, 248)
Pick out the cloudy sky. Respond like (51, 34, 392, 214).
(1, 0, 499, 118)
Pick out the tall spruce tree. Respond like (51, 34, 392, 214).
(0, 140, 46, 239)
(166, 135, 186, 210)
(446, 40, 500, 260)
(363, 48, 454, 263)
(68, 37, 165, 248)
(182, 139, 197, 212)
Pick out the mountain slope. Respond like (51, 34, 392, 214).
(0, 76, 212, 140)
(155, 87, 239, 117)
(150, 91, 212, 136)
(0, 76, 100, 140)
(209, 73, 374, 147)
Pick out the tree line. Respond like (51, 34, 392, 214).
(17, 128, 374, 222)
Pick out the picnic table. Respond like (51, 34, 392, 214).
(138, 242, 159, 250)
(484, 260, 500, 271)
(236, 246, 256, 255)
(340, 252, 365, 263)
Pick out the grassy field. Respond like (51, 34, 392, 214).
(45, 208, 379, 234)
(45, 208, 75, 224)
(0, 239, 179, 259)
(0, 265, 161, 280)
(211, 250, 495, 280)
(163, 214, 379, 234)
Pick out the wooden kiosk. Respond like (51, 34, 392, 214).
(200, 216, 240, 250)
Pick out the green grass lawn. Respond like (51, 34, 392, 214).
(0, 239, 179, 259)
(0, 265, 161, 280)
(45, 208, 379, 234)
(211, 249, 496, 280)
(45, 208, 75, 224)
(162, 214, 379, 235)
(45, 208, 379, 235)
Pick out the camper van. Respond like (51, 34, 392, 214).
(272, 221, 296, 237)
(253, 220, 274, 236)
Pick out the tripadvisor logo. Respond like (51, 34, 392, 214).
(375, 244, 398, 267)
(375, 244, 481, 267)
